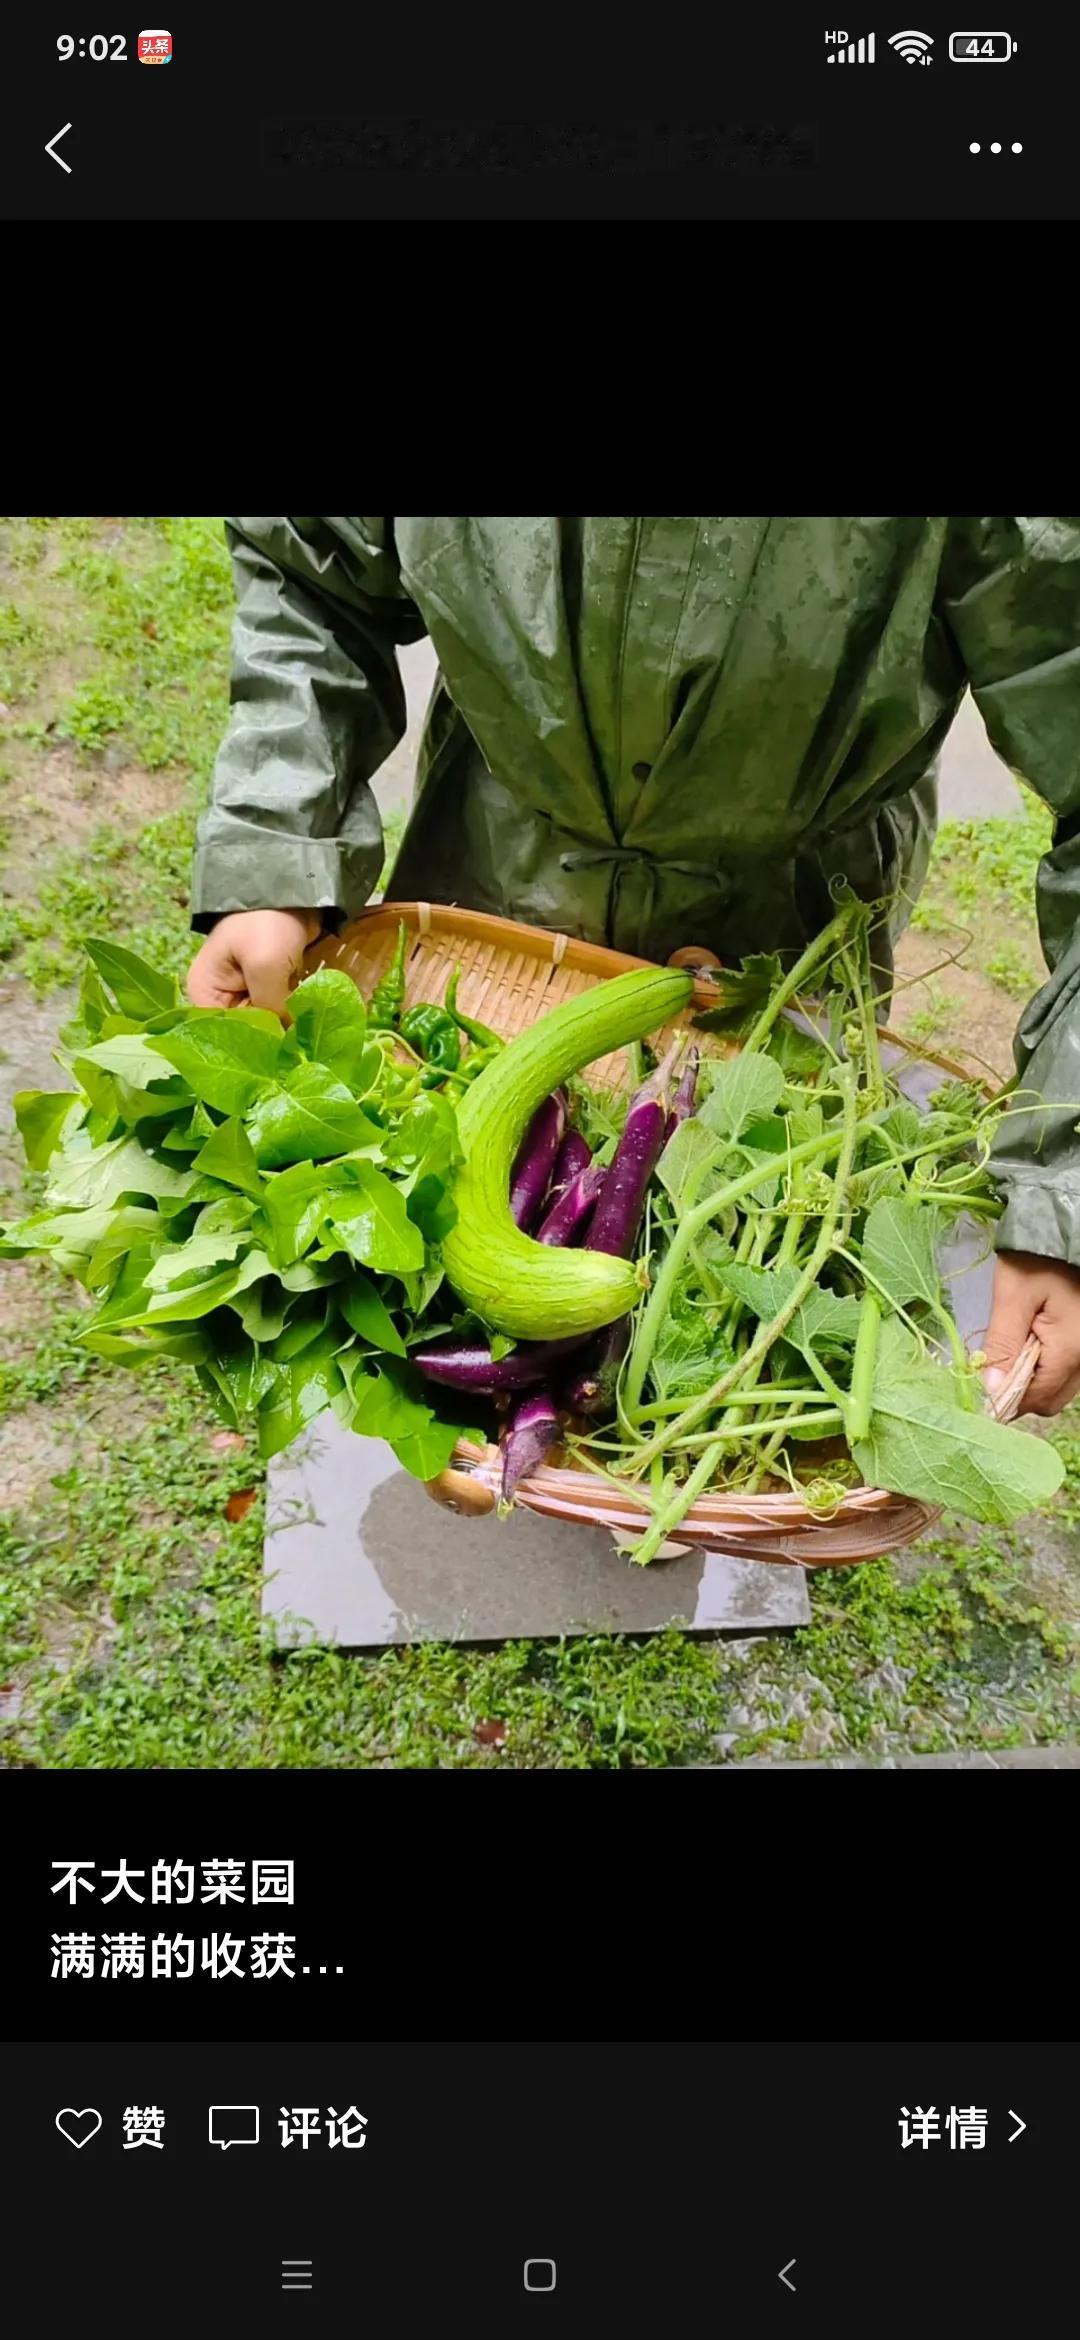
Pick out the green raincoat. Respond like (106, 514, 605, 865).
(192, 518, 1080, 1267)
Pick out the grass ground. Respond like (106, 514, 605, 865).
(1, 517, 1078, 1767)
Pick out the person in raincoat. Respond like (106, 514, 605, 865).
(187, 518, 1080, 1417)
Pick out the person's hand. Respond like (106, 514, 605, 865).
(983, 1249, 1080, 1417)
(186, 909, 322, 1019)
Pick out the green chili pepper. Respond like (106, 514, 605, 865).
(444, 967, 503, 1053)
(371, 1058, 422, 1113)
(369, 920, 409, 1029)
(422, 1041, 500, 1096)
(400, 1003, 461, 1072)
(449, 1042, 500, 1086)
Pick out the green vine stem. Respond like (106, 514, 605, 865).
(631, 1382, 836, 1420)
(624, 1067, 860, 1474)
(743, 1418, 795, 1495)
(630, 1440, 730, 1567)
(739, 904, 857, 1057)
(622, 1115, 860, 1418)
(656, 1407, 844, 1457)
(844, 1290, 881, 1445)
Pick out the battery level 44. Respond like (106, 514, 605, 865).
(948, 33, 1017, 60)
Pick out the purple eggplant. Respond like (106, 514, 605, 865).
(558, 1044, 684, 1420)
(509, 1090, 568, 1231)
(413, 1333, 585, 1395)
(561, 1317, 631, 1418)
(546, 1127, 593, 1206)
(664, 1044, 700, 1141)
(536, 1163, 607, 1248)
(585, 1040, 682, 1259)
(500, 1387, 561, 1504)
(497, 1124, 599, 1501)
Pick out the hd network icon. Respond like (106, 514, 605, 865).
(138, 29, 173, 64)
(825, 28, 877, 62)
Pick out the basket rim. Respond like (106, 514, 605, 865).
(324, 898, 991, 1089)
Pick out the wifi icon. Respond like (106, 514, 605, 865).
(889, 28, 934, 62)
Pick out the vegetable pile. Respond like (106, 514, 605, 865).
(0, 935, 491, 1480)
(1, 901, 1066, 1563)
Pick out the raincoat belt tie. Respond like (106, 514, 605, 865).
(558, 842, 726, 940)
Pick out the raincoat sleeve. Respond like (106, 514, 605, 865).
(937, 518, 1080, 1267)
(191, 517, 427, 932)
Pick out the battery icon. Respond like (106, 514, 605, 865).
(948, 32, 1017, 60)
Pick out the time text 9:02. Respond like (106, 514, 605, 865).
(57, 35, 128, 61)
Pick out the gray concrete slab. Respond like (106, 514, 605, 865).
(264, 1411, 811, 1648)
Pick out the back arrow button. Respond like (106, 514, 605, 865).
(778, 2258, 796, 2292)
(1008, 2111, 1026, 2143)
(46, 124, 73, 174)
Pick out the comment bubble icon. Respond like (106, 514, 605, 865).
(209, 2104, 260, 2150)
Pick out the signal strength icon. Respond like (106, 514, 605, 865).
(889, 28, 934, 62)
(826, 29, 876, 62)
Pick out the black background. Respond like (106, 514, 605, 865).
(7, 2035, 1073, 2327)
(2, 15, 1065, 221)
(4, 1770, 1071, 2041)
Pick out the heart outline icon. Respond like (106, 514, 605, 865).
(56, 2106, 102, 2149)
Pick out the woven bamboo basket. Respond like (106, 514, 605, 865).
(307, 902, 1039, 1570)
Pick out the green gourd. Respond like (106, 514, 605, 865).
(441, 966, 693, 1340)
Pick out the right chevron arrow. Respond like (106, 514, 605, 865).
(1008, 2110, 1026, 2143)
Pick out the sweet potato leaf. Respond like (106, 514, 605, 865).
(13, 1089, 85, 1170)
(338, 1271, 408, 1358)
(234, 1277, 291, 1344)
(84, 1206, 169, 1287)
(79, 1325, 212, 1367)
(153, 1010, 285, 1116)
(289, 967, 368, 1082)
(44, 1135, 195, 1210)
(145, 1227, 250, 1291)
(160, 1103, 217, 1153)
(271, 1302, 334, 1362)
(191, 1116, 265, 1200)
(255, 1333, 347, 1459)
(59, 961, 114, 1050)
(76, 1033, 185, 1090)
(382, 1091, 461, 1182)
(320, 1164, 426, 1275)
(343, 1357, 465, 1480)
(85, 939, 180, 1018)
(245, 1062, 384, 1169)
